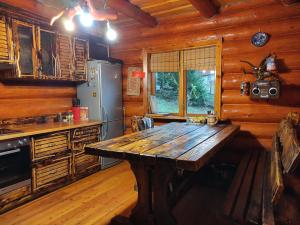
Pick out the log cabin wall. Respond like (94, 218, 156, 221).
(110, 0, 300, 151)
(0, 82, 76, 120)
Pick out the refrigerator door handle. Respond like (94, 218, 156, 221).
(102, 106, 109, 140)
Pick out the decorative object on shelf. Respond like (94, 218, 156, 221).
(241, 53, 280, 99)
(250, 79, 280, 99)
(186, 116, 207, 125)
(251, 32, 269, 47)
(241, 54, 277, 80)
(240, 81, 250, 96)
(80, 107, 89, 121)
(206, 111, 218, 126)
(127, 67, 141, 96)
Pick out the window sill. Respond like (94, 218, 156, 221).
(146, 114, 187, 121)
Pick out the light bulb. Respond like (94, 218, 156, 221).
(80, 12, 93, 27)
(202, 70, 207, 73)
(106, 22, 117, 41)
(63, 19, 75, 32)
(210, 70, 215, 74)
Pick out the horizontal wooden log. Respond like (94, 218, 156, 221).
(123, 101, 144, 117)
(123, 93, 143, 103)
(113, 2, 300, 43)
(0, 98, 72, 119)
(187, 0, 217, 18)
(222, 71, 300, 90)
(108, 0, 158, 27)
(223, 33, 300, 56)
(228, 135, 272, 151)
(0, 83, 76, 99)
(281, 0, 300, 5)
(110, 50, 142, 65)
(231, 122, 278, 139)
(223, 52, 300, 73)
(222, 104, 300, 122)
(116, 14, 300, 44)
(222, 86, 300, 106)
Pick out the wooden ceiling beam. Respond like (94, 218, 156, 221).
(107, 0, 158, 27)
(187, 0, 217, 18)
(280, 0, 300, 5)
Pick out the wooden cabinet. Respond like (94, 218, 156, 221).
(0, 16, 13, 65)
(12, 20, 37, 78)
(0, 16, 89, 82)
(31, 131, 70, 161)
(73, 152, 100, 176)
(57, 34, 74, 80)
(32, 155, 72, 192)
(0, 124, 101, 213)
(37, 28, 57, 79)
(0, 180, 31, 210)
(71, 125, 101, 176)
(73, 37, 88, 81)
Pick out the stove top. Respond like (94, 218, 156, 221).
(0, 128, 22, 136)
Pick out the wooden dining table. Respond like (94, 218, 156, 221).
(85, 122, 240, 225)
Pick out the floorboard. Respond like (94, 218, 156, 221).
(0, 162, 137, 225)
(0, 161, 237, 225)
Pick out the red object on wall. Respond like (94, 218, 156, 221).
(132, 71, 145, 78)
(72, 107, 81, 121)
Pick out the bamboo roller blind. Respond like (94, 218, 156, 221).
(150, 46, 216, 72)
(150, 51, 179, 72)
(183, 46, 216, 71)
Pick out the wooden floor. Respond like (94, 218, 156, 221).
(0, 161, 257, 225)
(0, 162, 137, 225)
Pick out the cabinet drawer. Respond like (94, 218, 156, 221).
(72, 135, 99, 152)
(33, 156, 71, 191)
(32, 131, 70, 160)
(72, 125, 100, 139)
(0, 180, 31, 208)
(74, 152, 100, 176)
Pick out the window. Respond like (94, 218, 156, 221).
(148, 42, 221, 117)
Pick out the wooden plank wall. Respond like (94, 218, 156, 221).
(111, 0, 300, 151)
(0, 82, 76, 120)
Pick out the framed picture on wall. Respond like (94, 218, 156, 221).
(127, 67, 141, 96)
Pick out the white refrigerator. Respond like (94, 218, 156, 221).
(77, 60, 123, 169)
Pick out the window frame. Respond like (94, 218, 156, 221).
(143, 39, 222, 118)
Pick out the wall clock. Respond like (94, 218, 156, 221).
(251, 32, 269, 47)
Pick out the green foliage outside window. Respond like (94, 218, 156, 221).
(154, 70, 215, 114)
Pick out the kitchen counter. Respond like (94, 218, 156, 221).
(0, 120, 102, 141)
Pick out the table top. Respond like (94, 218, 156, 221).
(85, 123, 240, 171)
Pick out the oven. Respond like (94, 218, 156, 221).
(0, 137, 31, 198)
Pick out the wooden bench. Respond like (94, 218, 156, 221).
(224, 135, 284, 225)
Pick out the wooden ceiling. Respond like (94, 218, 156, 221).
(114, 0, 243, 25)
(0, 0, 299, 31)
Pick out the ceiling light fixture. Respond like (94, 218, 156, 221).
(50, 0, 117, 32)
(106, 21, 117, 41)
(80, 12, 94, 27)
(63, 18, 75, 32)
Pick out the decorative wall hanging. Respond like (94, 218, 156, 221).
(251, 32, 270, 47)
(241, 53, 280, 99)
(127, 67, 141, 96)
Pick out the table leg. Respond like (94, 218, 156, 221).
(111, 161, 176, 225)
(153, 164, 177, 225)
(130, 161, 154, 225)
